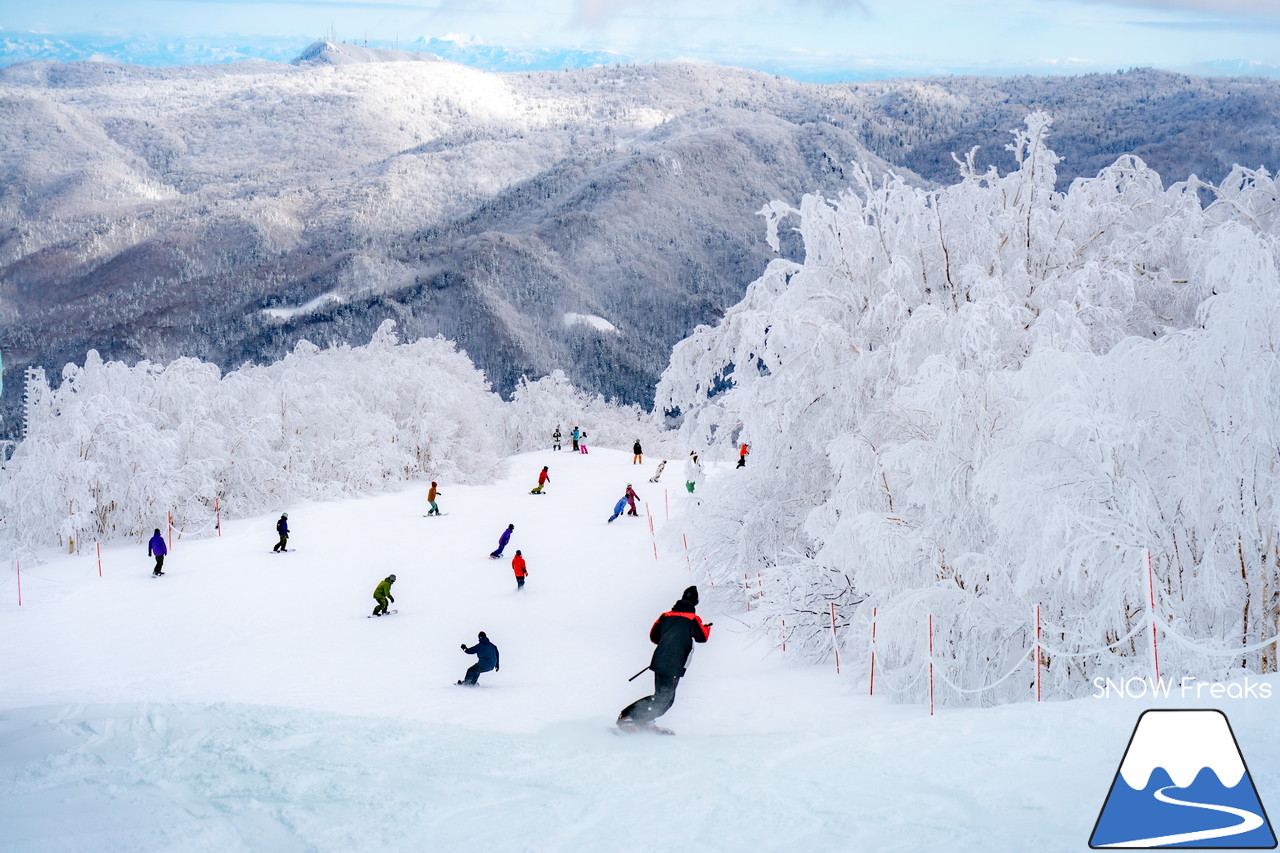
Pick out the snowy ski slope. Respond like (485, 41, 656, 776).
(1, 448, 1276, 851)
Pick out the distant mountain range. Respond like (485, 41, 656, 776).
(2, 42, 1279, 436)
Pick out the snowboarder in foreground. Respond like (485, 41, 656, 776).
(617, 585, 712, 734)
(273, 513, 290, 552)
(633, 439, 643, 465)
(531, 466, 551, 494)
(457, 631, 499, 685)
(372, 574, 396, 616)
(649, 460, 667, 483)
(552, 426, 562, 451)
(490, 523, 515, 558)
(625, 483, 640, 516)
(148, 528, 167, 576)
(607, 494, 629, 523)
(512, 550, 528, 591)
(427, 482, 442, 516)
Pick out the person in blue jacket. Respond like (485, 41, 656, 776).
(147, 528, 167, 576)
(273, 513, 290, 552)
(490, 523, 514, 559)
(457, 631, 500, 685)
(607, 494, 629, 523)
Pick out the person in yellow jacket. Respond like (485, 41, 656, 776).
(372, 574, 396, 616)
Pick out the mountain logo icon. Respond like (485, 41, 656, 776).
(1090, 709, 1276, 848)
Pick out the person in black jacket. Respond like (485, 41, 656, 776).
(457, 632, 500, 686)
(617, 585, 712, 732)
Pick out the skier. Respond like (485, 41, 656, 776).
(684, 452, 700, 494)
(571, 425, 581, 452)
(737, 443, 750, 468)
(530, 466, 551, 494)
(633, 439, 643, 465)
(273, 512, 290, 552)
(552, 426, 563, 451)
(617, 585, 712, 734)
(512, 550, 528, 591)
(457, 631, 499, 685)
(147, 528, 167, 576)
(625, 483, 641, 516)
(649, 460, 667, 483)
(607, 494, 629, 523)
(490, 523, 515, 559)
(372, 574, 396, 616)
(427, 482, 442, 516)
(579, 430, 589, 454)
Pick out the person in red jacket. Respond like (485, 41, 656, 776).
(530, 466, 551, 495)
(617, 585, 712, 733)
(512, 550, 528, 591)
(737, 443, 749, 468)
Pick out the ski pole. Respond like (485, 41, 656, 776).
(627, 666, 650, 682)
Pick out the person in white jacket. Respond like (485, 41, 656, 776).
(683, 452, 701, 494)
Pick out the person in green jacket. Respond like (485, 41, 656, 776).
(372, 574, 397, 616)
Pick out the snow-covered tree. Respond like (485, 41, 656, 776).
(658, 114, 1280, 703)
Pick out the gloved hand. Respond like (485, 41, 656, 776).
(705, 622, 714, 628)
(460, 643, 468, 650)
(388, 596, 394, 603)
(495, 666, 500, 672)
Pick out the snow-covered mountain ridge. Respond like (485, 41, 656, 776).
(2, 45, 1279, 436)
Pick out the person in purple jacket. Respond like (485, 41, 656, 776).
(489, 523, 514, 559)
(147, 528, 167, 576)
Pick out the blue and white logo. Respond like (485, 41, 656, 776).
(1090, 709, 1276, 848)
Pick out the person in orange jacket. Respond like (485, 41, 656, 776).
(512, 550, 528, 591)
(736, 443, 750, 468)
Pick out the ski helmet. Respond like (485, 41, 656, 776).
(389, 574, 397, 582)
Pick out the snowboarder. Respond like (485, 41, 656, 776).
(617, 586, 712, 733)
(552, 426, 563, 451)
(571, 425, 581, 452)
(530, 466, 551, 494)
(625, 483, 640, 516)
(490, 523, 515, 558)
(147, 528, 167, 576)
(684, 452, 700, 494)
(427, 482, 442, 516)
(633, 439, 643, 465)
(372, 574, 396, 616)
(457, 631, 499, 685)
(737, 443, 749, 468)
(607, 494, 629, 523)
(512, 550, 528, 591)
(649, 460, 667, 483)
(273, 513, 290, 552)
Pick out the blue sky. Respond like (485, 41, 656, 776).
(4, 0, 1280, 78)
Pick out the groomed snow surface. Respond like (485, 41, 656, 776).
(1, 448, 1276, 852)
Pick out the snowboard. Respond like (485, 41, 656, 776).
(150, 573, 166, 578)
(614, 723, 674, 736)
(529, 490, 548, 495)
(422, 513, 449, 517)
(271, 549, 293, 553)
(368, 609, 399, 618)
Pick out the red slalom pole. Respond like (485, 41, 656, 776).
(1035, 605, 1042, 702)
(745, 573, 751, 612)
(97, 542, 103, 578)
(167, 511, 172, 551)
(216, 497, 222, 536)
(830, 602, 841, 675)
(781, 619, 786, 652)
(757, 572, 763, 599)
(870, 606, 877, 696)
(928, 614, 935, 717)
(1147, 550, 1161, 684)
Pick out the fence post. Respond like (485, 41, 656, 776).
(97, 542, 103, 578)
(745, 573, 751, 612)
(781, 618, 786, 653)
(1147, 549, 1161, 684)
(216, 497, 221, 537)
(167, 511, 172, 551)
(16, 560, 21, 606)
(870, 606, 877, 696)
(928, 614, 935, 717)
(830, 602, 841, 675)
(1035, 604, 1042, 702)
